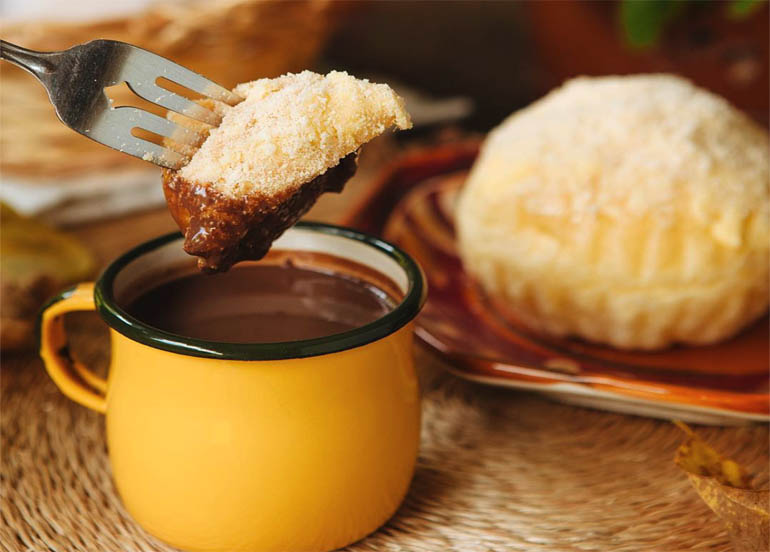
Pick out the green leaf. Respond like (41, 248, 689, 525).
(620, 0, 687, 48)
(728, 0, 767, 19)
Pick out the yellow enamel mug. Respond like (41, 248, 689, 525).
(38, 222, 426, 552)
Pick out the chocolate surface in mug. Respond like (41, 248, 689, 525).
(124, 251, 400, 343)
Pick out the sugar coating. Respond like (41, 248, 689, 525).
(178, 71, 411, 197)
(468, 74, 768, 226)
(457, 74, 770, 350)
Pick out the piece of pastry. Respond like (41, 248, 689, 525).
(162, 71, 411, 272)
(0, 203, 95, 350)
(456, 74, 769, 350)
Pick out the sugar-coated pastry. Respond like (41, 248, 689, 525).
(456, 74, 769, 350)
(163, 71, 411, 272)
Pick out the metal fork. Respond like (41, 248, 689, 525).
(0, 39, 242, 170)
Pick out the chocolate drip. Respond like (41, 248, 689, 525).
(162, 153, 358, 273)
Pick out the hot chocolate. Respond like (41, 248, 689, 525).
(125, 258, 396, 343)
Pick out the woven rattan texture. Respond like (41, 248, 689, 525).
(2, 320, 767, 552)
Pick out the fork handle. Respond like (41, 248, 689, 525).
(0, 40, 58, 83)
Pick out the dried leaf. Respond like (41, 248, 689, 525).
(675, 422, 769, 552)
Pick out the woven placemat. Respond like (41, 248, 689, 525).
(2, 316, 768, 552)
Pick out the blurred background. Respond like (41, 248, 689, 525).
(1, 0, 767, 223)
(1, 0, 768, 348)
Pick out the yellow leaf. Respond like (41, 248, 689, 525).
(674, 422, 769, 552)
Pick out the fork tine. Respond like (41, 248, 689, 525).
(159, 64, 243, 106)
(85, 123, 187, 170)
(126, 80, 221, 126)
(111, 106, 203, 146)
(82, 106, 190, 169)
(127, 140, 187, 169)
(122, 46, 242, 106)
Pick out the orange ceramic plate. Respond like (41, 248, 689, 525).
(343, 144, 769, 424)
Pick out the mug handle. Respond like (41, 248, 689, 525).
(39, 282, 108, 414)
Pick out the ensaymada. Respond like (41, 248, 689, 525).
(456, 74, 769, 350)
(162, 71, 411, 271)
(176, 70, 411, 197)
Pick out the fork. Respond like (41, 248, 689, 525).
(0, 39, 242, 170)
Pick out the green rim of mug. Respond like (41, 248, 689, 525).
(93, 222, 427, 360)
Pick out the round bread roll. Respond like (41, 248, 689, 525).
(456, 74, 769, 350)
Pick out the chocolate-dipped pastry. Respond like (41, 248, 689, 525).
(162, 153, 358, 272)
(161, 70, 411, 272)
